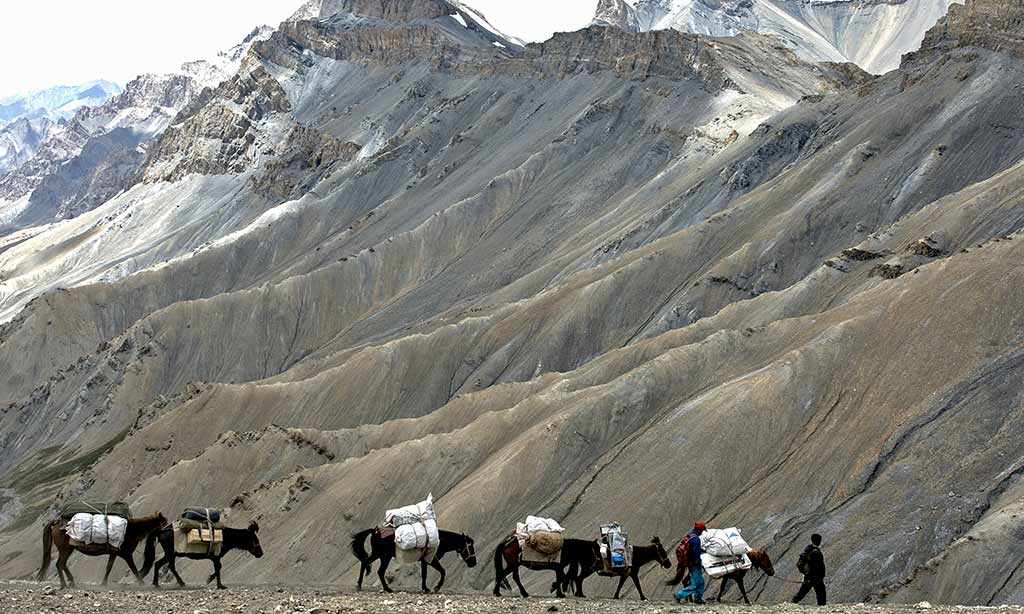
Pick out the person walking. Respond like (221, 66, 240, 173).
(674, 521, 707, 605)
(792, 533, 827, 606)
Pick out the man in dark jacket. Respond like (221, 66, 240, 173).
(792, 533, 827, 605)
(674, 521, 707, 604)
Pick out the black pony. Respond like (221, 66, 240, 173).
(565, 537, 672, 600)
(142, 521, 263, 589)
(350, 528, 477, 593)
(493, 534, 599, 598)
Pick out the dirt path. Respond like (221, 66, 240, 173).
(2, 583, 1020, 614)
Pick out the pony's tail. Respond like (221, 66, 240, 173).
(139, 528, 160, 578)
(350, 529, 374, 564)
(492, 538, 511, 590)
(36, 520, 55, 581)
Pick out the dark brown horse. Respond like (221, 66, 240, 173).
(37, 512, 168, 589)
(350, 528, 477, 593)
(566, 537, 672, 600)
(667, 549, 775, 604)
(142, 521, 263, 589)
(492, 534, 598, 598)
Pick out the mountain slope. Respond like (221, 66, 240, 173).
(593, 0, 960, 74)
(0, 0, 1022, 605)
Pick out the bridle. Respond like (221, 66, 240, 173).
(455, 535, 475, 560)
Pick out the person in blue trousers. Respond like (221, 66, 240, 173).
(674, 521, 707, 604)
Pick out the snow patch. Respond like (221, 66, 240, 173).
(450, 13, 468, 29)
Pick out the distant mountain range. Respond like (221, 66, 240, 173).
(0, 80, 122, 126)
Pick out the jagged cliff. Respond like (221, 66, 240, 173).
(1, 0, 1023, 605)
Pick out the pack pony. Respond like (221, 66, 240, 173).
(565, 536, 672, 600)
(350, 528, 477, 593)
(143, 521, 263, 590)
(37, 512, 168, 589)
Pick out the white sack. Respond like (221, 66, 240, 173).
(702, 527, 751, 557)
(395, 522, 426, 550)
(384, 494, 435, 527)
(66, 513, 128, 548)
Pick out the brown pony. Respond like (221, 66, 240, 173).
(667, 549, 775, 604)
(565, 537, 672, 600)
(37, 513, 168, 589)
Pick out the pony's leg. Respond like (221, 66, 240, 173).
(718, 577, 730, 602)
(420, 559, 430, 593)
(429, 558, 446, 593)
(511, 564, 529, 598)
(357, 558, 368, 591)
(493, 557, 508, 596)
(212, 557, 225, 589)
(102, 554, 116, 586)
(377, 555, 394, 593)
(631, 571, 646, 601)
(553, 567, 567, 598)
(152, 553, 167, 587)
(122, 553, 142, 584)
(167, 554, 186, 587)
(737, 577, 750, 605)
(614, 574, 628, 599)
(55, 548, 68, 589)
(57, 552, 74, 589)
(575, 566, 592, 598)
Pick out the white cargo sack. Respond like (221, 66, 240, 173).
(385, 495, 439, 561)
(702, 552, 752, 578)
(384, 494, 435, 528)
(66, 513, 128, 548)
(702, 527, 751, 557)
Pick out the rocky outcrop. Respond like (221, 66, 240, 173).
(499, 26, 755, 86)
(290, 0, 454, 22)
(141, 66, 291, 183)
(253, 127, 361, 200)
(915, 0, 1024, 60)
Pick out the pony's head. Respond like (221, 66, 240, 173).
(247, 521, 264, 558)
(749, 550, 774, 576)
(459, 534, 477, 568)
(651, 536, 672, 569)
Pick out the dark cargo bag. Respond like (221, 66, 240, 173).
(60, 501, 131, 519)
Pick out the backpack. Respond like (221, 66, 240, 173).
(797, 546, 817, 575)
(676, 534, 696, 564)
